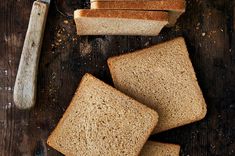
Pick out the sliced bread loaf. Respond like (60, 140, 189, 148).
(47, 73, 158, 156)
(90, 0, 186, 27)
(140, 141, 180, 156)
(108, 37, 207, 133)
(74, 9, 168, 36)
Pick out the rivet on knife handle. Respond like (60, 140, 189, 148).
(14, 1, 49, 109)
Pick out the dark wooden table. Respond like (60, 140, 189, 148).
(0, 0, 235, 155)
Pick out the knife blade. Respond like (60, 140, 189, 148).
(14, 0, 51, 109)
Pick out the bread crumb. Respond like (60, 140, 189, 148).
(5, 102, 12, 109)
(144, 41, 150, 47)
(63, 20, 69, 24)
(8, 87, 12, 91)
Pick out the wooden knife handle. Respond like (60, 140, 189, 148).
(14, 1, 49, 109)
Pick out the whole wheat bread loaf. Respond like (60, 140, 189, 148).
(140, 141, 180, 156)
(74, 9, 168, 36)
(108, 37, 207, 133)
(90, 0, 185, 27)
(47, 73, 158, 156)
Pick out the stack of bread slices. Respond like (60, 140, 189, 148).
(74, 0, 186, 36)
(47, 37, 207, 155)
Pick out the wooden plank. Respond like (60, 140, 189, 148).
(0, 0, 234, 155)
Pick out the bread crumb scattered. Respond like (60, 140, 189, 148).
(80, 40, 92, 57)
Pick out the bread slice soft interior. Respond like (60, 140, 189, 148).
(108, 37, 207, 133)
(47, 73, 158, 155)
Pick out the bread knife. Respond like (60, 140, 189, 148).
(14, 0, 51, 109)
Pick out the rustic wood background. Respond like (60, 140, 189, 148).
(0, 0, 234, 155)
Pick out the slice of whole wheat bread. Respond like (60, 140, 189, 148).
(90, 0, 185, 11)
(140, 141, 180, 156)
(74, 9, 168, 36)
(108, 37, 207, 133)
(90, 0, 186, 27)
(47, 73, 158, 156)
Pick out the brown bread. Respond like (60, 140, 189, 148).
(108, 37, 207, 133)
(47, 74, 158, 155)
(74, 9, 168, 36)
(90, 0, 186, 27)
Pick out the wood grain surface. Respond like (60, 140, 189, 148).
(0, 0, 234, 155)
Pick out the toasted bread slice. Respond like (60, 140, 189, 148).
(74, 9, 168, 36)
(90, 0, 186, 27)
(47, 74, 158, 155)
(141, 141, 180, 156)
(108, 37, 207, 133)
